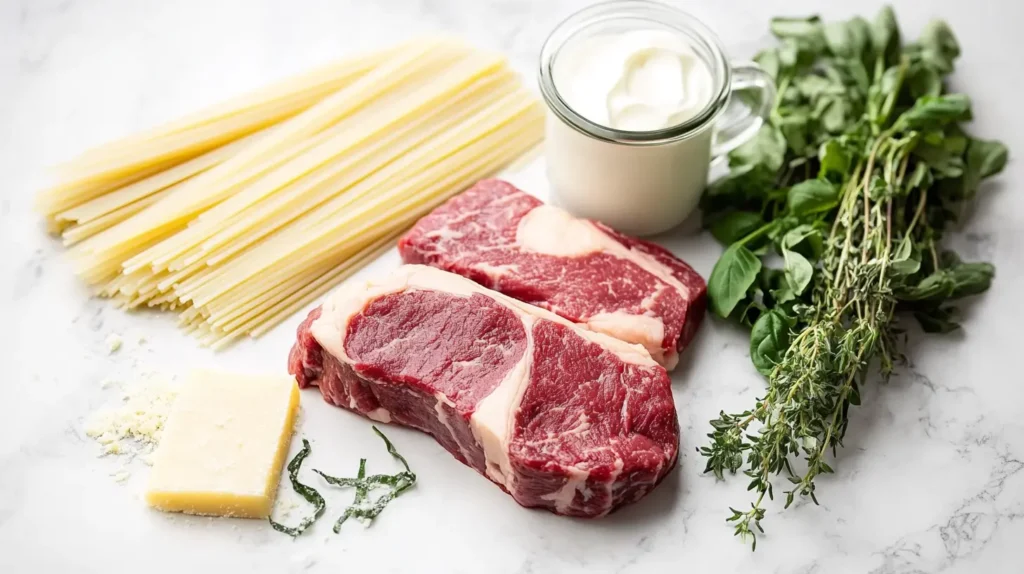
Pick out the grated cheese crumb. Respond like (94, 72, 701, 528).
(85, 374, 178, 457)
(111, 469, 131, 482)
(105, 333, 123, 353)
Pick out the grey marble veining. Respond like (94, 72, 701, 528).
(2, 0, 1023, 572)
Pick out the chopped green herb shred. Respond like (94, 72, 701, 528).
(373, 425, 412, 473)
(268, 439, 326, 537)
(314, 426, 417, 534)
(324, 458, 368, 533)
(354, 458, 368, 505)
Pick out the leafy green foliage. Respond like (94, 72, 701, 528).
(730, 125, 788, 171)
(818, 140, 851, 181)
(783, 249, 813, 294)
(962, 139, 1009, 198)
(916, 20, 960, 74)
(871, 6, 901, 66)
(699, 5, 1007, 549)
(710, 211, 764, 244)
(708, 244, 763, 318)
(896, 94, 972, 130)
(787, 179, 839, 216)
(750, 310, 795, 376)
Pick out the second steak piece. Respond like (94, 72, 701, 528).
(399, 179, 707, 370)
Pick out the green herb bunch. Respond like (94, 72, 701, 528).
(699, 6, 1008, 549)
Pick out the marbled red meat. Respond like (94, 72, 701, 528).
(397, 179, 706, 369)
(288, 265, 678, 517)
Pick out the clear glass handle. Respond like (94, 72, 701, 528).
(711, 61, 776, 158)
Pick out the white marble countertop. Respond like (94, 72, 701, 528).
(2, 0, 1023, 572)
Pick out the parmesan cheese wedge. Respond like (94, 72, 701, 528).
(145, 370, 300, 518)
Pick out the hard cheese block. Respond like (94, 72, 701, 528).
(145, 370, 300, 518)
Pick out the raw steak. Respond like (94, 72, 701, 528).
(398, 179, 707, 370)
(288, 265, 678, 517)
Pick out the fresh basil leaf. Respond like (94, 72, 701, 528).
(771, 16, 823, 40)
(818, 140, 851, 181)
(913, 307, 960, 333)
(709, 244, 763, 318)
(730, 124, 787, 171)
(824, 21, 853, 57)
(889, 239, 921, 277)
(937, 139, 1007, 201)
(770, 16, 827, 60)
(787, 179, 839, 216)
(781, 224, 813, 249)
(897, 272, 955, 302)
(896, 94, 972, 130)
(871, 6, 901, 66)
(846, 16, 874, 63)
(710, 212, 765, 245)
(923, 20, 960, 59)
(918, 20, 960, 74)
(961, 138, 1009, 198)
(783, 249, 814, 295)
(948, 261, 994, 299)
(819, 97, 849, 133)
(783, 224, 824, 260)
(913, 142, 964, 178)
(906, 63, 941, 99)
(971, 139, 1009, 179)
(750, 309, 795, 376)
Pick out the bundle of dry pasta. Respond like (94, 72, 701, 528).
(39, 38, 544, 347)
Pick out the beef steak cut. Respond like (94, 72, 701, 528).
(288, 265, 678, 517)
(398, 179, 707, 370)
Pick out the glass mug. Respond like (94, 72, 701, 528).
(539, 0, 776, 236)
